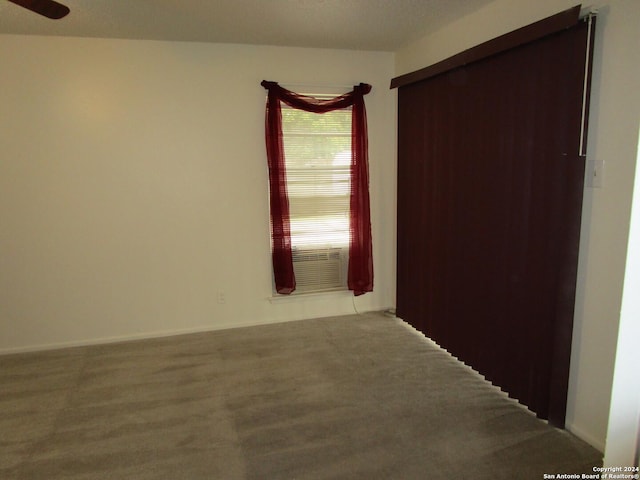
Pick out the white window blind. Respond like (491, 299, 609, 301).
(281, 101, 352, 292)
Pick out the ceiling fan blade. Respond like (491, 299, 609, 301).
(8, 0, 70, 19)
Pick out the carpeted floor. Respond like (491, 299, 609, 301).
(1, 312, 602, 479)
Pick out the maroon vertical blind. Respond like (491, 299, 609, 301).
(394, 10, 595, 427)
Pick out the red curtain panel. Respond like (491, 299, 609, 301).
(261, 81, 374, 296)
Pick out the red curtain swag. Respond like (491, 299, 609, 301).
(261, 80, 374, 296)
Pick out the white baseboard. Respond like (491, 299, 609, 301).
(566, 421, 606, 453)
(0, 309, 386, 356)
(0, 317, 305, 355)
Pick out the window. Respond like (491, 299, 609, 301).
(281, 103, 351, 292)
(261, 81, 373, 296)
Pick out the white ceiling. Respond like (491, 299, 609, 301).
(0, 0, 494, 51)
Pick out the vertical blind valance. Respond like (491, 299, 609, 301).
(390, 4, 584, 89)
(261, 81, 373, 296)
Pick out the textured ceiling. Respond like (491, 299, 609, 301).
(0, 0, 494, 51)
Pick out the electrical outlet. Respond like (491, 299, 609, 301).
(217, 291, 226, 304)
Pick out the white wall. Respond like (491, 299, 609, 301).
(394, 0, 640, 453)
(603, 127, 640, 467)
(0, 35, 396, 352)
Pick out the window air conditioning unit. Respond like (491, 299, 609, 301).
(292, 247, 347, 292)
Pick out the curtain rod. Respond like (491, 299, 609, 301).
(280, 82, 358, 92)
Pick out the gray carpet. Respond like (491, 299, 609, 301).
(1, 312, 602, 479)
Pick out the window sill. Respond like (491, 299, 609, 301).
(268, 288, 351, 303)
